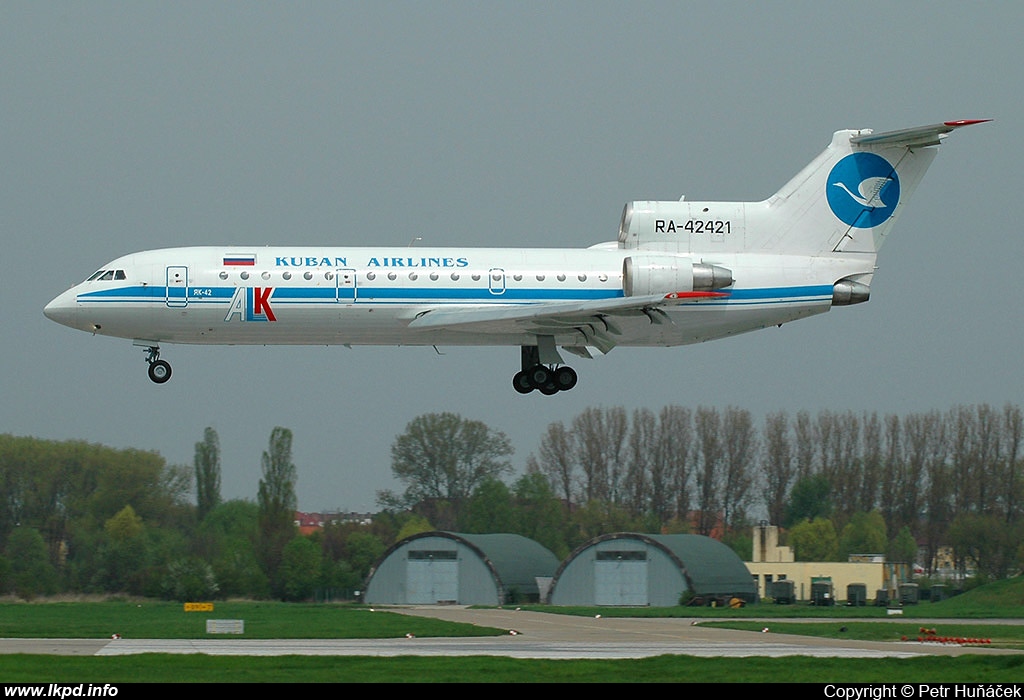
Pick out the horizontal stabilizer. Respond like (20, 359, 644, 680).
(851, 119, 991, 148)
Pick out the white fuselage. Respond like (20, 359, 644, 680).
(44, 244, 867, 349)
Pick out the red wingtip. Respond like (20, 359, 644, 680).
(664, 291, 730, 300)
(944, 119, 993, 127)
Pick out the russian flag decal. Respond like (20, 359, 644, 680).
(223, 254, 256, 266)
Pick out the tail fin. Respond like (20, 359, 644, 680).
(618, 120, 989, 256)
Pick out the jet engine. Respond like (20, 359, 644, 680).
(623, 255, 733, 297)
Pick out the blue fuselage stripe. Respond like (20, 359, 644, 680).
(76, 284, 833, 305)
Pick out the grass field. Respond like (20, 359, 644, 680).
(2, 653, 1023, 683)
(1, 578, 1023, 683)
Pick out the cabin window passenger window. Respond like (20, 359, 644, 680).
(282, 271, 292, 280)
(450, 273, 460, 281)
(303, 272, 313, 280)
(219, 271, 229, 280)
(471, 274, 481, 281)
(409, 272, 418, 280)
(599, 274, 608, 282)
(429, 272, 438, 281)
(513, 274, 522, 281)
(387, 272, 397, 281)
(578, 274, 587, 282)
(240, 271, 249, 280)
(557, 274, 566, 282)
(325, 272, 334, 280)
(536, 274, 545, 281)
(365, 271, 376, 280)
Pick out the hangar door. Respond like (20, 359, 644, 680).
(406, 549, 458, 604)
(594, 550, 648, 605)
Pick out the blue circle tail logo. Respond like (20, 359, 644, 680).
(826, 152, 900, 228)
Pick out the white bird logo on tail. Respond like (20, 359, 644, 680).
(832, 176, 893, 208)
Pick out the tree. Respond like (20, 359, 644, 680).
(762, 411, 793, 526)
(257, 427, 298, 598)
(838, 511, 887, 559)
(197, 499, 267, 598)
(659, 406, 693, 523)
(5, 527, 58, 599)
(513, 471, 569, 559)
(460, 478, 515, 533)
(721, 406, 757, 531)
(194, 427, 222, 521)
(279, 535, 320, 602)
(533, 421, 575, 510)
(394, 514, 433, 542)
(389, 413, 513, 527)
(889, 525, 918, 566)
(99, 505, 148, 593)
(693, 407, 724, 536)
(572, 407, 628, 505)
(784, 474, 832, 528)
(789, 518, 839, 562)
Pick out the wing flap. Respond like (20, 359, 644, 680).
(405, 290, 730, 354)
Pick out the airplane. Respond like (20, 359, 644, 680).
(44, 119, 988, 395)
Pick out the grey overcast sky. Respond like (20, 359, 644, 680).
(3, 2, 1021, 514)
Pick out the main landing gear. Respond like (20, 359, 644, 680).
(513, 346, 577, 395)
(141, 345, 172, 384)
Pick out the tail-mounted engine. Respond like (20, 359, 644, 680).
(623, 255, 733, 297)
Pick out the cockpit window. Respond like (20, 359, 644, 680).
(87, 269, 126, 281)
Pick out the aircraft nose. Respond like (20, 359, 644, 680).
(43, 289, 78, 327)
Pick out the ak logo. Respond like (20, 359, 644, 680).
(826, 152, 900, 228)
(225, 287, 277, 322)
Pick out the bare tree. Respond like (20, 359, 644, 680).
(858, 412, 883, 514)
(571, 407, 627, 505)
(693, 407, 723, 536)
(922, 410, 951, 574)
(721, 407, 756, 530)
(624, 408, 656, 517)
(1001, 403, 1023, 525)
(654, 405, 692, 524)
(762, 411, 793, 526)
(794, 410, 815, 481)
(534, 421, 576, 510)
(879, 413, 901, 530)
(823, 411, 861, 526)
(948, 405, 980, 516)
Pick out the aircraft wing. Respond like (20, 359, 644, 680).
(406, 291, 728, 353)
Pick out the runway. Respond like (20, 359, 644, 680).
(1, 607, 1017, 659)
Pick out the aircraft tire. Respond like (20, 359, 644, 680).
(554, 366, 578, 391)
(512, 371, 534, 394)
(527, 365, 552, 389)
(148, 360, 172, 384)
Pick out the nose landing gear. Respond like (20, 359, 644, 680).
(141, 345, 172, 384)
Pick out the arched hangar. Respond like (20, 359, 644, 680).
(548, 533, 757, 606)
(363, 531, 560, 605)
